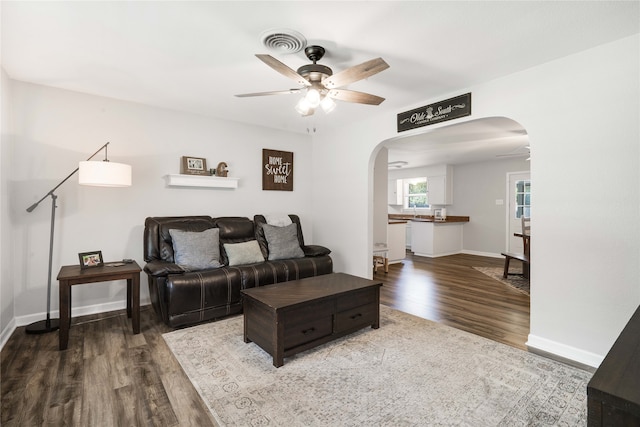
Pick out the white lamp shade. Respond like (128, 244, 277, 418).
(295, 98, 312, 115)
(305, 88, 321, 108)
(320, 96, 337, 114)
(79, 161, 132, 187)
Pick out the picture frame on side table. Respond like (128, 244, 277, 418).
(79, 251, 104, 269)
(181, 156, 208, 175)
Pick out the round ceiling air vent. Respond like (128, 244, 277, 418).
(260, 29, 307, 54)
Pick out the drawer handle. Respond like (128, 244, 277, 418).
(302, 327, 316, 335)
(350, 313, 363, 320)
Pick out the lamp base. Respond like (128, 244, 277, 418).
(25, 318, 60, 334)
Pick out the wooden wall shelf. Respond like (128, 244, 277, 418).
(164, 174, 239, 189)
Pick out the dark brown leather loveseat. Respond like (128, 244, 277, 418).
(143, 215, 333, 327)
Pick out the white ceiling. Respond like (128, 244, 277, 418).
(2, 1, 638, 165)
(385, 117, 530, 168)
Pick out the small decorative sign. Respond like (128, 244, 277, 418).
(397, 93, 471, 132)
(262, 149, 293, 191)
(181, 156, 208, 175)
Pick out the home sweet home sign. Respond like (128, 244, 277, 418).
(262, 149, 293, 191)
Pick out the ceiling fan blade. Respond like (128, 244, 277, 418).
(328, 89, 385, 105)
(235, 89, 302, 97)
(255, 54, 311, 87)
(322, 58, 389, 89)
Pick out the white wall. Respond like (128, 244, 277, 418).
(453, 158, 529, 256)
(372, 147, 388, 246)
(1, 67, 16, 346)
(312, 35, 640, 367)
(6, 81, 313, 331)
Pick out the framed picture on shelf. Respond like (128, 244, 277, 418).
(181, 156, 208, 175)
(78, 251, 104, 269)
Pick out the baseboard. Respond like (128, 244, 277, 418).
(461, 250, 504, 259)
(412, 251, 462, 258)
(0, 318, 17, 352)
(526, 334, 604, 369)
(13, 297, 151, 329)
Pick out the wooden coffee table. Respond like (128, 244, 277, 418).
(241, 273, 383, 367)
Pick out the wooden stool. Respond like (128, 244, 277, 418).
(373, 244, 389, 274)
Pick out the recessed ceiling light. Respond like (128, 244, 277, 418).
(260, 29, 306, 54)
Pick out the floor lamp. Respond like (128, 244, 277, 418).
(25, 142, 132, 334)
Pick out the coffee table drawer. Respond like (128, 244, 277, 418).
(335, 304, 377, 333)
(284, 316, 333, 349)
(337, 288, 378, 311)
(284, 299, 333, 324)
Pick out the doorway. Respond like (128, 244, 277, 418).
(507, 172, 531, 253)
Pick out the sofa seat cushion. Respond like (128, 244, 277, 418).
(262, 223, 305, 260)
(169, 228, 221, 270)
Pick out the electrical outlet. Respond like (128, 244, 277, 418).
(496, 199, 504, 205)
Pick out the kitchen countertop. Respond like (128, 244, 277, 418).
(388, 220, 408, 224)
(389, 214, 470, 223)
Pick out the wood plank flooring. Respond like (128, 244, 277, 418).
(377, 252, 529, 350)
(1, 253, 529, 426)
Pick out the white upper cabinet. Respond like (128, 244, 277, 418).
(428, 165, 453, 205)
(388, 179, 403, 205)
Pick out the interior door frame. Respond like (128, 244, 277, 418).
(505, 171, 531, 252)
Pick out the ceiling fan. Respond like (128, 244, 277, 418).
(235, 45, 389, 116)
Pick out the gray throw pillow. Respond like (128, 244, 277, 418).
(169, 228, 221, 270)
(224, 240, 265, 266)
(263, 223, 305, 260)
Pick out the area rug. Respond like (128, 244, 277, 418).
(163, 306, 590, 426)
(473, 266, 530, 295)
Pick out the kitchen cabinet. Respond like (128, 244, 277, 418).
(427, 165, 453, 205)
(411, 220, 463, 257)
(388, 179, 403, 205)
(387, 222, 407, 263)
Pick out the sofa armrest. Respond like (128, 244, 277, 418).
(303, 245, 331, 257)
(144, 260, 185, 277)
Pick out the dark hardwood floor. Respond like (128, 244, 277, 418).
(377, 252, 529, 350)
(1, 252, 529, 426)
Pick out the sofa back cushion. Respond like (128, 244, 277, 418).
(214, 217, 255, 265)
(144, 216, 215, 262)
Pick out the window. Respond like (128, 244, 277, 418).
(515, 180, 531, 218)
(404, 177, 428, 208)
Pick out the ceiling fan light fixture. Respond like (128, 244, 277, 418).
(320, 96, 336, 114)
(305, 88, 321, 108)
(295, 98, 312, 115)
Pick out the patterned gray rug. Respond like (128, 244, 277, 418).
(473, 266, 530, 295)
(163, 306, 589, 426)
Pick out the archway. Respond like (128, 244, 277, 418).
(370, 116, 531, 348)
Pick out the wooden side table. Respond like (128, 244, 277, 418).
(57, 261, 141, 350)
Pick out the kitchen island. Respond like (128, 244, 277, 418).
(389, 214, 470, 258)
